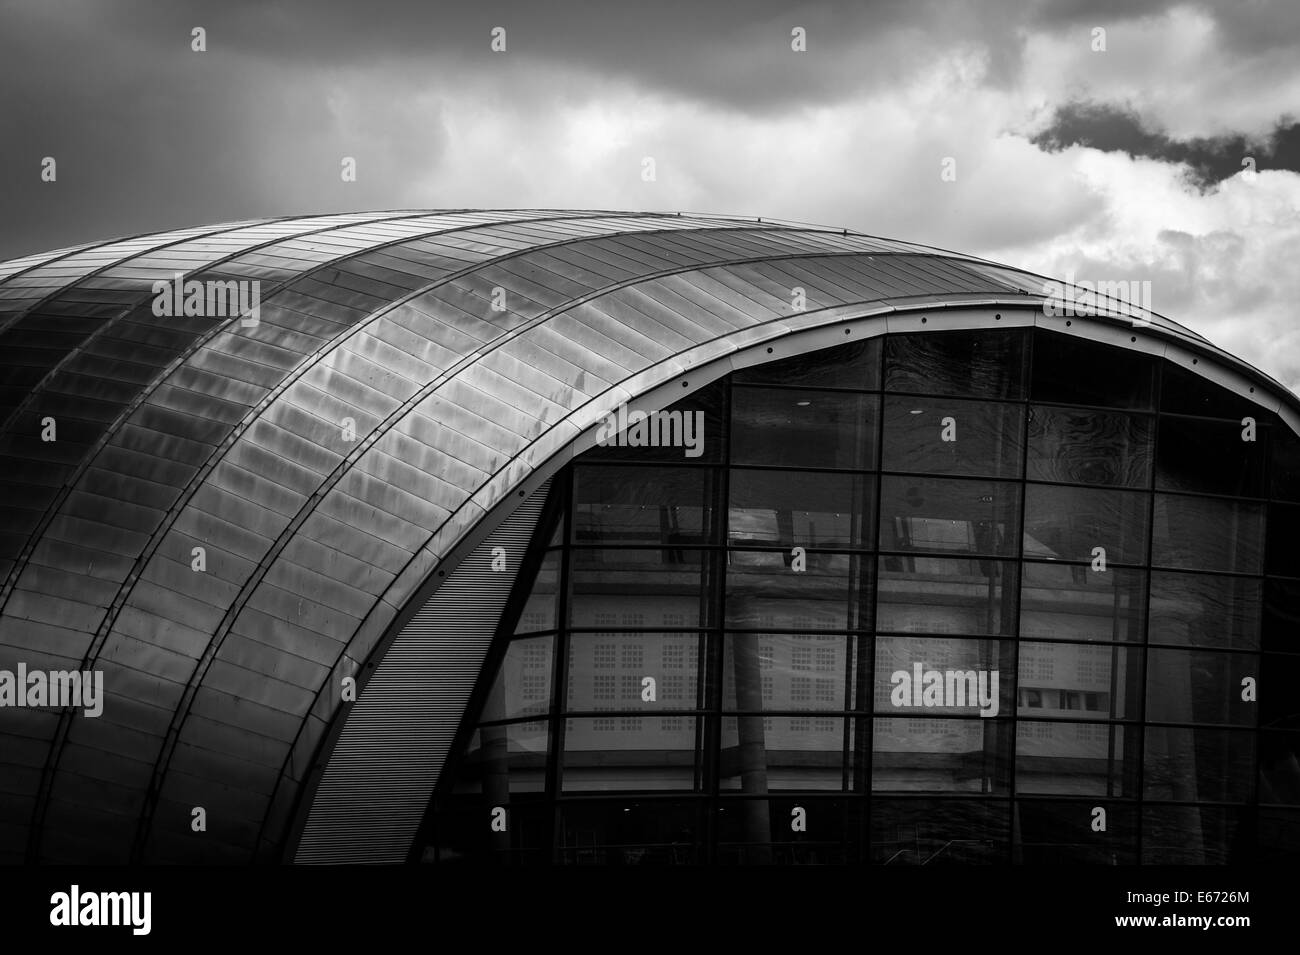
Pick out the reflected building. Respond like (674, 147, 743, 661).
(0, 211, 1295, 865)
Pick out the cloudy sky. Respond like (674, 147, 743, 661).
(2, 0, 1298, 389)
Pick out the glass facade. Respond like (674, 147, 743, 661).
(423, 327, 1296, 864)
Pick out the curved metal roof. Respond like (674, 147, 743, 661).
(0, 209, 1292, 864)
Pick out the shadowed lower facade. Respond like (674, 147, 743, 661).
(0, 210, 1295, 864)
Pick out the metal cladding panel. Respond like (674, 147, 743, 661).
(0, 210, 1294, 865)
(293, 481, 549, 864)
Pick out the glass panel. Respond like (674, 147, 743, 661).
(1023, 484, 1149, 566)
(881, 396, 1024, 478)
(430, 798, 551, 865)
(1027, 405, 1152, 488)
(513, 550, 560, 635)
(1156, 414, 1267, 497)
(1160, 362, 1265, 420)
(734, 338, 880, 390)
(1267, 503, 1300, 578)
(1255, 810, 1300, 863)
(1152, 495, 1263, 574)
(725, 550, 857, 630)
(568, 548, 712, 629)
(1271, 431, 1300, 502)
(731, 387, 876, 470)
(1020, 563, 1145, 643)
(1015, 800, 1136, 864)
(450, 722, 549, 795)
(565, 633, 700, 712)
(1032, 330, 1155, 409)
(1018, 643, 1143, 721)
(884, 329, 1027, 399)
(722, 634, 850, 711)
(1259, 731, 1300, 806)
(715, 798, 858, 864)
(481, 637, 554, 722)
(572, 464, 714, 546)
(1146, 649, 1256, 726)
(1015, 722, 1138, 797)
(878, 476, 1020, 557)
(1141, 805, 1249, 864)
(1143, 727, 1254, 802)
(1148, 571, 1261, 650)
(560, 716, 697, 792)
(719, 716, 847, 791)
(873, 636, 1014, 718)
(584, 380, 725, 464)
(1263, 579, 1300, 653)
(728, 468, 870, 549)
(1261, 654, 1300, 729)
(877, 557, 1016, 637)
(871, 718, 1011, 793)
(556, 800, 703, 864)
(870, 798, 1010, 864)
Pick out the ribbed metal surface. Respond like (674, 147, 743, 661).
(293, 480, 549, 864)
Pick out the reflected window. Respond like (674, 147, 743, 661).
(1016, 642, 1142, 721)
(873, 636, 1014, 718)
(481, 636, 554, 722)
(879, 476, 1020, 557)
(725, 550, 858, 630)
(451, 722, 550, 796)
(1015, 722, 1138, 797)
(728, 468, 870, 549)
(572, 465, 714, 546)
(560, 717, 698, 792)
(565, 633, 701, 712)
(1020, 562, 1145, 643)
(871, 718, 1011, 793)
(722, 634, 850, 711)
(877, 557, 1016, 637)
(569, 548, 713, 629)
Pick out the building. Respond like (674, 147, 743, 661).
(0, 210, 1295, 865)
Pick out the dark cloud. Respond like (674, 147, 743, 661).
(1031, 101, 1300, 188)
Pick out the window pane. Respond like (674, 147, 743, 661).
(565, 633, 700, 712)
(1263, 579, 1300, 653)
(1260, 654, 1300, 728)
(1016, 800, 1137, 864)
(728, 468, 870, 549)
(584, 380, 725, 463)
(879, 476, 1020, 557)
(1260, 731, 1300, 807)
(1141, 805, 1250, 864)
(1271, 430, 1300, 502)
(1156, 414, 1267, 497)
(882, 396, 1024, 478)
(884, 329, 1027, 399)
(1017, 642, 1143, 721)
(725, 550, 857, 630)
(1015, 722, 1138, 797)
(877, 557, 1016, 637)
(1148, 571, 1261, 650)
(1267, 503, 1300, 578)
(873, 636, 1015, 718)
(870, 798, 1010, 864)
(1027, 405, 1152, 488)
(1032, 330, 1155, 409)
(514, 549, 560, 635)
(572, 465, 714, 545)
(556, 800, 704, 864)
(1143, 727, 1254, 802)
(452, 722, 550, 795)
(871, 717, 1011, 793)
(716, 798, 859, 864)
(1152, 495, 1263, 574)
(481, 636, 554, 722)
(719, 716, 847, 791)
(1145, 649, 1258, 726)
(734, 338, 880, 390)
(569, 548, 712, 628)
(560, 716, 697, 792)
(722, 634, 850, 711)
(1024, 484, 1149, 566)
(731, 387, 876, 470)
(1020, 563, 1145, 643)
(1160, 362, 1264, 420)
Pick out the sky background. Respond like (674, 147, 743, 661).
(2, 0, 1298, 389)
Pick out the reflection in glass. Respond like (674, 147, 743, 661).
(877, 557, 1016, 636)
(1152, 495, 1264, 574)
(1146, 649, 1258, 727)
(716, 798, 858, 864)
(482, 636, 553, 722)
(870, 798, 1010, 864)
(1143, 727, 1254, 803)
(734, 338, 880, 390)
(1263, 579, 1300, 653)
(565, 633, 701, 712)
(451, 722, 549, 795)
(719, 716, 847, 791)
(1027, 405, 1152, 488)
(1266, 503, 1300, 578)
(1019, 563, 1145, 643)
(885, 329, 1027, 399)
(728, 468, 870, 549)
(731, 387, 876, 470)
(879, 476, 1020, 557)
(882, 395, 1024, 478)
(1017, 642, 1141, 721)
(1259, 731, 1300, 806)
(1016, 800, 1136, 864)
(1015, 722, 1137, 797)
(1156, 415, 1267, 497)
(573, 465, 713, 545)
(561, 716, 697, 792)
(725, 550, 857, 630)
(722, 634, 850, 711)
(513, 550, 560, 634)
(873, 636, 1014, 718)
(569, 548, 711, 629)
(1142, 806, 1248, 864)
(1032, 331, 1155, 409)
(871, 718, 1011, 793)
(1149, 571, 1261, 650)
(1024, 484, 1149, 565)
